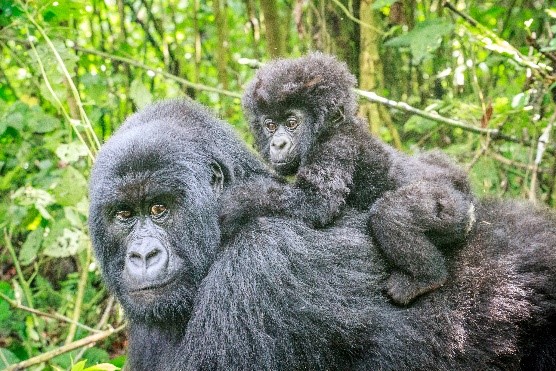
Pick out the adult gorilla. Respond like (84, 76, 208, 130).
(89, 99, 556, 370)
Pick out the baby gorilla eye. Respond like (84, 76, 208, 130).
(116, 210, 132, 221)
(150, 204, 167, 218)
(285, 116, 299, 130)
(264, 119, 277, 133)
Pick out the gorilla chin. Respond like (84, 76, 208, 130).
(271, 158, 299, 175)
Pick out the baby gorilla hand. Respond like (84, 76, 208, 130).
(218, 177, 293, 241)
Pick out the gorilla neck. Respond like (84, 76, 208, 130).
(127, 321, 187, 370)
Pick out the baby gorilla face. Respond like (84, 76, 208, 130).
(260, 109, 309, 175)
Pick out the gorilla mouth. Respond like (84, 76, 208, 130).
(128, 276, 176, 294)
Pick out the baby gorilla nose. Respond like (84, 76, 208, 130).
(270, 135, 291, 161)
(125, 237, 169, 282)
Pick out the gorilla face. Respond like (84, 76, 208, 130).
(89, 124, 223, 323)
(255, 108, 314, 176)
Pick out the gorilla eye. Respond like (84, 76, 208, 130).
(150, 204, 167, 218)
(285, 117, 299, 130)
(264, 119, 277, 133)
(116, 210, 132, 221)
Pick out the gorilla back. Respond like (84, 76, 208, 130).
(89, 99, 556, 370)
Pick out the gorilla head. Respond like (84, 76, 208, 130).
(242, 52, 358, 175)
(89, 100, 266, 323)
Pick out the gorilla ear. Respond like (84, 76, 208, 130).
(210, 162, 225, 195)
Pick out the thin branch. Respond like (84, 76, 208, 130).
(25, 12, 102, 153)
(443, 1, 552, 75)
(73, 46, 242, 99)
(0, 292, 99, 333)
(529, 111, 556, 202)
(329, 0, 384, 34)
(74, 295, 116, 363)
(3, 230, 36, 319)
(466, 133, 492, 172)
(0, 36, 242, 99)
(488, 151, 541, 172)
(4, 325, 126, 371)
(354, 88, 556, 154)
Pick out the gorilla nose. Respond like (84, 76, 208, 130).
(270, 137, 291, 158)
(125, 238, 169, 281)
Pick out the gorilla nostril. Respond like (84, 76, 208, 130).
(145, 249, 161, 267)
(128, 252, 143, 267)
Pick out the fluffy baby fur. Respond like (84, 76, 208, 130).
(221, 53, 475, 305)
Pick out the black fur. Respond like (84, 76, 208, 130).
(89, 99, 556, 370)
(220, 52, 475, 305)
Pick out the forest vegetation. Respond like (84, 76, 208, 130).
(0, 0, 554, 369)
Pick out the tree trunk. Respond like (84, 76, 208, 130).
(260, 0, 285, 57)
(213, 0, 229, 90)
(358, 0, 401, 148)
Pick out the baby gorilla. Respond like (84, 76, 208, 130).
(220, 52, 475, 305)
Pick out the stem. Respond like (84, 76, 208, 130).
(3, 231, 35, 313)
(65, 245, 92, 344)
(25, 12, 101, 153)
(0, 292, 99, 333)
(4, 325, 127, 371)
(27, 34, 96, 161)
(529, 112, 556, 202)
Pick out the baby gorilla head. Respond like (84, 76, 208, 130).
(242, 52, 358, 175)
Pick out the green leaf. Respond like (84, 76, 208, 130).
(11, 186, 55, 220)
(55, 142, 89, 163)
(82, 364, 121, 371)
(28, 109, 60, 133)
(130, 78, 153, 109)
(71, 360, 87, 371)
(82, 347, 110, 367)
(1, 101, 60, 133)
(19, 227, 44, 266)
(372, 0, 397, 9)
(469, 157, 500, 195)
(51, 166, 88, 206)
(0, 0, 23, 27)
(42, 0, 85, 23)
(0, 281, 13, 325)
(403, 115, 438, 134)
(0, 348, 20, 368)
(43, 226, 89, 258)
(385, 19, 454, 63)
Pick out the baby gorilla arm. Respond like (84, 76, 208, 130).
(218, 129, 359, 240)
(369, 180, 475, 305)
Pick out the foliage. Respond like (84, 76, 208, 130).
(0, 0, 554, 369)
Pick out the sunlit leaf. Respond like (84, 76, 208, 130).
(55, 142, 89, 163)
(19, 227, 44, 266)
(130, 78, 153, 109)
(51, 166, 88, 206)
(372, 0, 397, 9)
(43, 226, 89, 257)
(385, 19, 453, 63)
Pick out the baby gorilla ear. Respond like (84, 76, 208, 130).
(210, 162, 225, 195)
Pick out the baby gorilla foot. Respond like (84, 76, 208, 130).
(386, 271, 446, 306)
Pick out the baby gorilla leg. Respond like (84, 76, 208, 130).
(368, 181, 475, 306)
